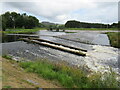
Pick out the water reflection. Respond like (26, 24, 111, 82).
(2, 30, 66, 43)
(2, 34, 38, 43)
(37, 30, 66, 41)
(2, 30, 110, 46)
(2, 34, 21, 43)
(37, 30, 66, 36)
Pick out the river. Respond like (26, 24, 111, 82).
(1, 30, 120, 74)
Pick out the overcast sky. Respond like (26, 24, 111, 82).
(0, 0, 119, 24)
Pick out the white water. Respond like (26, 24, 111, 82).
(84, 45, 119, 74)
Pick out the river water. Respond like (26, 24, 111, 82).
(1, 30, 120, 74)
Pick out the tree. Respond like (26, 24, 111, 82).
(3, 12, 13, 28)
(1, 11, 40, 30)
(65, 20, 80, 28)
(58, 25, 65, 29)
(1, 15, 6, 31)
(65, 20, 115, 28)
(24, 15, 39, 29)
(11, 12, 19, 28)
(118, 21, 120, 29)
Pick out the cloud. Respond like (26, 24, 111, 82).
(70, 2, 118, 24)
(1, 0, 119, 24)
(119, 1, 120, 21)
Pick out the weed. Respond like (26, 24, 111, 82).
(3, 28, 45, 34)
(3, 85, 12, 88)
(2, 55, 12, 60)
(19, 60, 119, 88)
(106, 32, 120, 48)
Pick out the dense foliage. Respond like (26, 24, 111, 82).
(65, 20, 118, 28)
(1, 12, 39, 30)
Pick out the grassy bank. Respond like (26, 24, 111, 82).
(2, 55, 119, 88)
(2, 28, 45, 34)
(106, 32, 120, 48)
(66, 28, 118, 30)
(2, 57, 61, 88)
(19, 60, 118, 88)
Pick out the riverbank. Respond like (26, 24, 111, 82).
(2, 28, 45, 34)
(2, 56, 119, 88)
(2, 57, 61, 88)
(106, 32, 120, 48)
(66, 28, 118, 30)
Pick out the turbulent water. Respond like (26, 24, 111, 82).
(2, 30, 120, 74)
(84, 45, 119, 74)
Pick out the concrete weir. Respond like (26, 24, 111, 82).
(22, 38, 87, 56)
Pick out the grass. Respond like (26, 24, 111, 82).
(2, 28, 45, 34)
(19, 60, 119, 88)
(2, 55, 12, 60)
(3, 86, 12, 88)
(66, 28, 118, 30)
(106, 32, 120, 48)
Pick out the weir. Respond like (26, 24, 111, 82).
(21, 38, 87, 56)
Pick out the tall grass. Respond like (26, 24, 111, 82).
(106, 32, 120, 48)
(19, 60, 119, 88)
(3, 28, 45, 34)
(2, 55, 12, 60)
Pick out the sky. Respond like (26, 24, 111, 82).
(0, 0, 119, 24)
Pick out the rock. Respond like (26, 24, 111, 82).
(26, 79, 39, 85)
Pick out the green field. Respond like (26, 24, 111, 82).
(2, 28, 45, 34)
(106, 32, 120, 48)
(66, 28, 118, 30)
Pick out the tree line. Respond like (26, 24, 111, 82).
(65, 20, 119, 28)
(1, 11, 119, 31)
(1, 12, 39, 31)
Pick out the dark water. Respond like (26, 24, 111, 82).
(2, 34, 20, 43)
(2, 34, 38, 43)
(2, 30, 65, 43)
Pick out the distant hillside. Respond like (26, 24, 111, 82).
(65, 20, 118, 28)
(41, 21, 56, 26)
